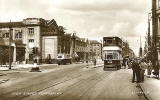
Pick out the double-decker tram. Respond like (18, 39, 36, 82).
(103, 37, 122, 70)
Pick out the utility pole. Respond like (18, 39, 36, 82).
(9, 20, 12, 69)
(152, 0, 158, 69)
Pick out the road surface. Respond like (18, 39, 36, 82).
(0, 63, 146, 100)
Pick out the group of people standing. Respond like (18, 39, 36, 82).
(122, 57, 131, 69)
(131, 59, 152, 83)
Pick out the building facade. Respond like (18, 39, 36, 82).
(0, 22, 26, 64)
(89, 40, 102, 59)
(121, 41, 135, 58)
(71, 34, 88, 62)
(0, 18, 105, 64)
(0, 18, 66, 64)
(153, 0, 160, 64)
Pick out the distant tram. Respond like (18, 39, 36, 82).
(103, 37, 122, 70)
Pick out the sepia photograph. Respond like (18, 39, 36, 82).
(0, 0, 159, 100)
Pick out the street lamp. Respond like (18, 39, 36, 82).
(100, 39, 103, 60)
(9, 20, 12, 70)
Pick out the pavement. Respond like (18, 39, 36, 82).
(138, 70, 160, 100)
(0, 59, 104, 71)
(0, 64, 58, 71)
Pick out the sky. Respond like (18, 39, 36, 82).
(0, 0, 151, 56)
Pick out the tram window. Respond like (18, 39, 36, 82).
(113, 53, 118, 59)
(107, 40, 112, 44)
(107, 55, 113, 59)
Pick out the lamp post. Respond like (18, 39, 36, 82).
(9, 20, 12, 70)
(100, 39, 103, 60)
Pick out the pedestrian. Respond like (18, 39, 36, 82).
(139, 59, 147, 82)
(128, 59, 132, 69)
(154, 66, 159, 79)
(147, 60, 152, 77)
(86, 59, 89, 67)
(94, 58, 97, 66)
(126, 58, 129, 69)
(131, 59, 140, 83)
(123, 58, 126, 69)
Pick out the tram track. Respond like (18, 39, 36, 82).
(19, 68, 105, 100)
(0, 72, 20, 77)
(0, 64, 103, 100)
(78, 71, 112, 100)
(18, 74, 83, 100)
(15, 66, 110, 100)
(50, 70, 114, 100)
(0, 65, 83, 99)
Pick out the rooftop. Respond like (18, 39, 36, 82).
(89, 40, 101, 44)
(0, 18, 57, 28)
(0, 22, 24, 28)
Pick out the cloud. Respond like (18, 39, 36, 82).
(0, 0, 151, 56)
(52, 0, 149, 13)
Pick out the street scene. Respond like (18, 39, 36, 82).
(0, 0, 160, 100)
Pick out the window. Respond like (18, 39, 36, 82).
(29, 54, 33, 61)
(107, 39, 112, 44)
(19, 33, 22, 38)
(107, 54, 113, 59)
(29, 39, 34, 43)
(3, 33, 9, 38)
(0, 33, 2, 38)
(105, 53, 107, 59)
(158, 0, 160, 8)
(113, 52, 118, 59)
(28, 39, 34, 48)
(28, 28, 34, 34)
(15, 32, 22, 39)
(58, 56, 62, 58)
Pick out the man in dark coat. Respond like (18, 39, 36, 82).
(123, 58, 126, 68)
(131, 59, 140, 83)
